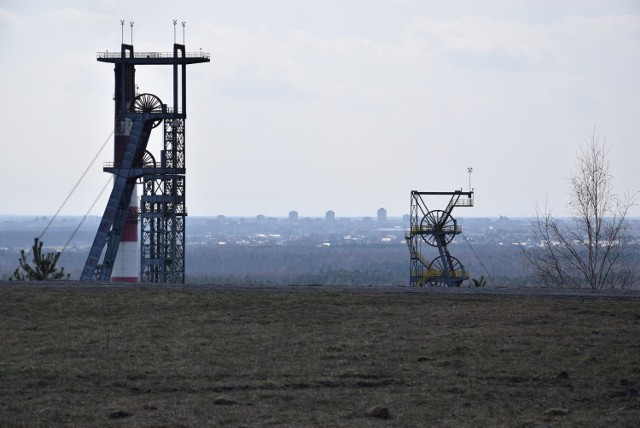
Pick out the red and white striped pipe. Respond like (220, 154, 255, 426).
(111, 117, 139, 282)
(111, 186, 139, 282)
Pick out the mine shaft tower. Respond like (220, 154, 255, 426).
(80, 42, 210, 283)
(405, 190, 474, 286)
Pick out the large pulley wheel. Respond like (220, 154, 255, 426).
(427, 255, 464, 287)
(420, 210, 456, 247)
(130, 93, 163, 128)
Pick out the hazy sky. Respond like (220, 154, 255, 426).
(1, 0, 638, 218)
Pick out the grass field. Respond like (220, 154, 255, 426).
(1, 284, 639, 426)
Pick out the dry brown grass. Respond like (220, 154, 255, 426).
(1, 284, 639, 426)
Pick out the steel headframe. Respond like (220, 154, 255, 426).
(81, 42, 210, 283)
(404, 190, 474, 287)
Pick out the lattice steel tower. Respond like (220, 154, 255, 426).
(80, 42, 210, 283)
(405, 190, 474, 286)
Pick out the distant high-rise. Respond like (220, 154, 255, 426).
(288, 211, 299, 222)
(325, 210, 335, 221)
(377, 207, 387, 224)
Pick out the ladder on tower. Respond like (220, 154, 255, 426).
(80, 119, 151, 281)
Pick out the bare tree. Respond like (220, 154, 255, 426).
(522, 131, 637, 289)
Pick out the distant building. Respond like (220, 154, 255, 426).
(288, 211, 298, 222)
(325, 210, 335, 222)
(267, 217, 278, 225)
(377, 207, 387, 224)
(256, 214, 266, 224)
